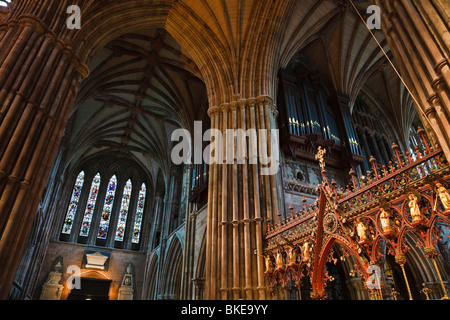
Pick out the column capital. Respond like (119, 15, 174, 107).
(220, 102, 230, 112)
(3, 14, 90, 79)
(256, 95, 274, 106)
(207, 105, 221, 117)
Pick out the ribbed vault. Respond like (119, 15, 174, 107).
(64, 28, 208, 181)
(285, 2, 389, 107)
(363, 64, 420, 148)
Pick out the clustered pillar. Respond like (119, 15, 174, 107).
(0, 15, 88, 298)
(205, 96, 280, 300)
(375, 0, 450, 159)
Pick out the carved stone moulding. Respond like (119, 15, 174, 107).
(83, 251, 110, 270)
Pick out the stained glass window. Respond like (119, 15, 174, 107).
(132, 183, 146, 244)
(62, 171, 85, 234)
(79, 173, 101, 236)
(115, 179, 132, 241)
(97, 175, 117, 239)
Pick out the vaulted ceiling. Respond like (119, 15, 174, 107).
(62, 28, 208, 181)
(59, 0, 419, 183)
(281, 0, 419, 145)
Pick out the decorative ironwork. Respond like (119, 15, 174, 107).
(264, 128, 450, 299)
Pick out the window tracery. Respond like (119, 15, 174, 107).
(61, 166, 148, 248)
(132, 183, 146, 244)
(97, 175, 117, 239)
(79, 173, 101, 237)
(61, 171, 85, 234)
(115, 179, 132, 242)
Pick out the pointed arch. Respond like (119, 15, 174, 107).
(97, 174, 118, 239)
(79, 172, 101, 236)
(132, 182, 147, 244)
(161, 236, 183, 300)
(143, 252, 159, 300)
(61, 171, 85, 234)
(194, 228, 207, 299)
(312, 235, 367, 298)
(115, 178, 133, 241)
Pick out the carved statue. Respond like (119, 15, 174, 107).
(275, 250, 284, 269)
(436, 182, 450, 211)
(356, 219, 368, 240)
(287, 246, 297, 265)
(408, 193, 423, 222)
(379, 208, 393, 233)
(302, 242, 311, 262)
(256, 252, 273, 273)
(264, 255, 273, 273)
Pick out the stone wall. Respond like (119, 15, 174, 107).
(35, 241, 146, 300)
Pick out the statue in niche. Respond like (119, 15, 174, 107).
(408, 193, 423, 222)
(379, 207, 393, 233)
(435, 182, 450, 212)
(275, 250, 284, 270)
(287, 246, 297, 265)
(302, 242, 311, 262)
(356, 218, 368, 241)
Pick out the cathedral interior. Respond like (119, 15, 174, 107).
(0, 0, 449, 301)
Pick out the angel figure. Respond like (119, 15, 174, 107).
(275, 250, 284, 270)
(287, 246, 297, 265)
(256, 252, 273, 273)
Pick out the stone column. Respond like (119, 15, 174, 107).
(346, 277, 370, 300)
(368, 131, 383, 165)
(374, 0, 450, 160)
(205, 96, 279, 300)
(0, 10, 89, 297)
(357, 126, 372, 166)
(375, 132, 390, 165)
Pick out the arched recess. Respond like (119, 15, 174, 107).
(151, 169, 166, 250)
(400, 232, 448, 300)
(79, 270, 110, 280)
(312, 235, 367, 299)
(161, 235, 183, 300)
(66, 270, 112, 300)
(194, 229, 206, 300)
(143, 252, 159, 300)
